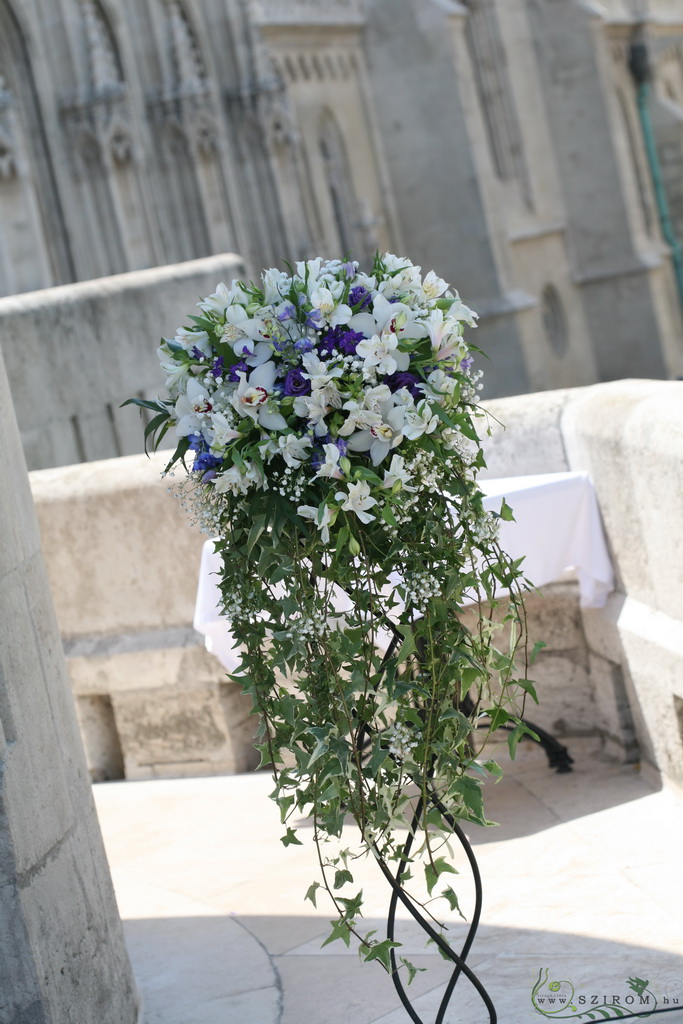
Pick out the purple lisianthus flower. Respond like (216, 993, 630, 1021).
(211, 356, 224, 379)
(227, 359, 249, 383)
(319, 326, 364, 358)
(284, 368, 311, 397)
(383, 370, 422, 401)
(349, 285, 372, 311)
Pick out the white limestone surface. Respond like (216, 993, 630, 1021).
(93, 739, 683, 1024)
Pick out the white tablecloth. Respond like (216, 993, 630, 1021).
(194, 471, 614, 671)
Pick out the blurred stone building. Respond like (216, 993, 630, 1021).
(1, 0, 683, 403)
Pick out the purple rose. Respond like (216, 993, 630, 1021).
(349, 286, 372, 311)
(284, 368, 311, 397)
(383, 371, 423, 401)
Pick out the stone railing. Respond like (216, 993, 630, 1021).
(28, 379, 683, 789)
(0, 253, 245, 472)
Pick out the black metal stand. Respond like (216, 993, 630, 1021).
(460, 694, 574, 773)
(377, 781, 497, 1024)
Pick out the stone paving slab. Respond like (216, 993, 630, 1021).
(93, 739, 683, 1024)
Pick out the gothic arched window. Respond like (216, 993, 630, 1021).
(318, 109, 359, 258)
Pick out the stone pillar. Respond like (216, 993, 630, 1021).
(0, 349, 138, 1023)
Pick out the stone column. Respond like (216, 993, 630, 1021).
(0, 348, 139, 1023)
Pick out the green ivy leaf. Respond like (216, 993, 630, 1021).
(305, 882, 321, 907)
(281, 827, 303, 847)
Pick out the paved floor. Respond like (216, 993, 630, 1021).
(93, 738, 683, 1024)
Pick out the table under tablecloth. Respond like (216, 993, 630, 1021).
(193, 470, 614, 672)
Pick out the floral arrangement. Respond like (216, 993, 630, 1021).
(127, 253, 537, 988)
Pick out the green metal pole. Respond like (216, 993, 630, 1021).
(636, 79, 683, 315)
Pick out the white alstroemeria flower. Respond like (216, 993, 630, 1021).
(347, 403, 406, 466)
(355, 331, 409, 377)
(262, 268, 290, 305)
(174, 377, 213, 437)
(173, 327, 211, 355)
(231, 361, 287, 431)
(209, 411, 242, 451)
(425, 368, 458, 401)
(214, 461, 264, 496)
(295, 257, 323, 288)
(403, 400, 439, 440)
(421, 270, 448, 301)
(301, 353, 344, 405)
(277, 433, 313, 468)
(348, 294, 425, 346)
(338, 385, 392, 436)
(199, 280, 249, 314)
(292, 393, 331, 436)
(382, 455, 417, 492)
(450, 295, 479, 328)
(420, 308, 468, 363)
(221, 306, 270, 366)
(314, 443, 344, 480)
(297, 503, 334, 545)
(157, 348, 191, 393)
(310, 286, 353, 327)
(335, 481, 378, 524)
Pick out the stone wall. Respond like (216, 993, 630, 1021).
(1, 252, 245, 471)
(29, 450, 257, 782)
(0, 347, 139, 1022)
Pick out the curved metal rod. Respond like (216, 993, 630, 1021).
(427, 784, 485, 1024)
(376, 786, 497, 1024)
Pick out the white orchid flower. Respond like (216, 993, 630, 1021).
(314, 443, 344, 480)
(403, 400, 439, 440)
(221, 306, 270, 366)
(174, 377, 213, 437)
(276, 433, 313, 468)
(335, 480, 378, 524)
(297, 503, 334, 545)
(382, 454, 417, 492)
(231, 361, 287, 431)
(346, 403, 406, 466)
(292, 393, 331, 436)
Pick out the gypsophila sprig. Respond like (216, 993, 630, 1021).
(126, 253, 537, 985)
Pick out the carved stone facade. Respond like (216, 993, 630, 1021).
(0, 0, 395, 295)
(1, 0, 683, 406)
